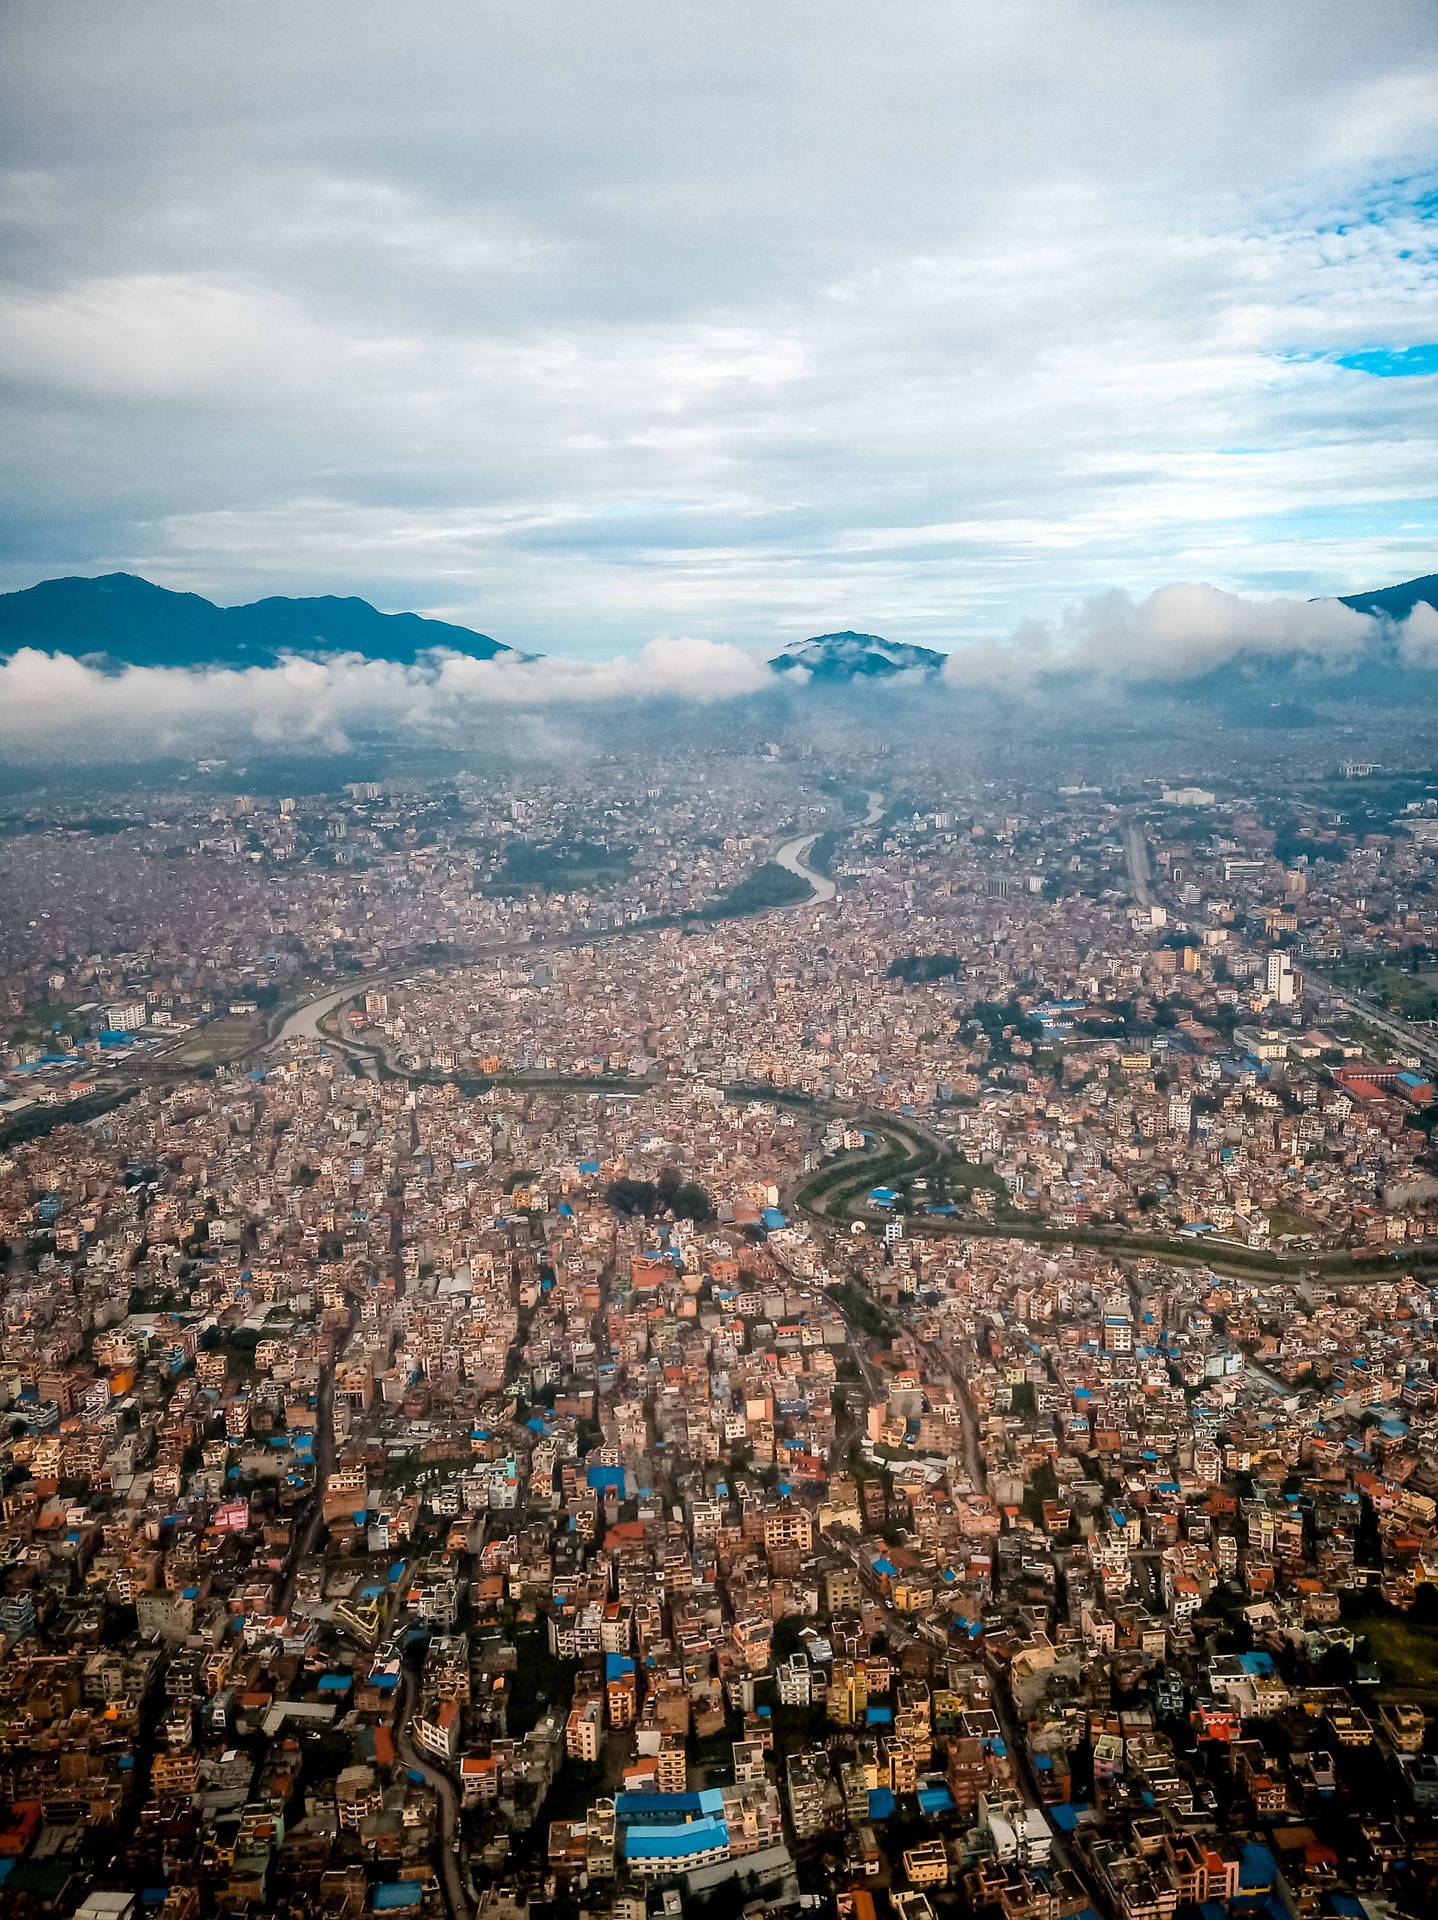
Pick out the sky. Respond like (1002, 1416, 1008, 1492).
(3, 0, 1438, 667)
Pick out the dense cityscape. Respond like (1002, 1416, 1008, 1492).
(5, 742, 1438, 1920)
(7, 7, 1438, 1920)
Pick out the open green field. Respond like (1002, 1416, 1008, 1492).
(1314, 961, 1438, 1022)
(1358, 1615, 1438, 1703)
(501, 838, 635, 890)
(9, 1001, 90, 1045)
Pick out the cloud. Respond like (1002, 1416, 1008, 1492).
(0, 636, 782, 759)
(942, 582, 1387, 688)
(1397, 599, 1438, 667)
(436, 635, 776, 704)
(6, 576, 1434, 756)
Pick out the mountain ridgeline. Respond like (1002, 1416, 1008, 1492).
(1338, 573, 1438, 621)
(767, 631, 948, 681)
(0, 572, 512, 670)
(3, 570, 1438, 708)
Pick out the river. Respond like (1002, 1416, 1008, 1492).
(272, 983, 373, 1051)
(773, 830, 837, 902)
(772, 788, 884, 904)
(272, 789, 886, 1057)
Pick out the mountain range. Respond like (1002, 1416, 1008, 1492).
(3, 568, 1438, 695)
(1338, 572, 1438, 621)
(0, 571, 511, 670)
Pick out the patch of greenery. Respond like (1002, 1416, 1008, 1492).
(963, 996, 1045, 1053)
(825, 1280, 893, 1346)
(509, 1619, 575, 1736)
(502, 837, 633, 888)
(0, 1086, 139, 1152)
(1021, 1458, 1059, 1524)
(806, 828, 841, 880)
(889, 953, 963, 983)
(604, 1168, 714, 1222)
(705, 861, 811, 917)
(1314, 958, 1438, 1021)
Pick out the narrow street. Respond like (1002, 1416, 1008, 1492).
(394, 1667, 472, 1920)
(889, 1317, 1122, 1920)
(274, 1298, 357, 1619)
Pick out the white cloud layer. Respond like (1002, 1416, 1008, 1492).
(1, 2, 1437, 647)
(0, 635, 782, 758)
(5, 580, 1436, 760)
(943, 582, 1390, 686)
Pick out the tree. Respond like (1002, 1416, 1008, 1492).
(1411, 1583, 1438, 1625)
(1316, 1643, 1356, 1688)
(655, 1164, 683, 1206)
(672, 1181, 715, 1223)
(604, 1177, 656, 1217)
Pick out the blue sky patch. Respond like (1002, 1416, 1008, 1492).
(1335, 345, 1438, 377)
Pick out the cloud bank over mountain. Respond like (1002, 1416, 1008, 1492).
(0, 633, 785, 759)
(942, 582, 1402, 688)
(5, 569, 1438, 761)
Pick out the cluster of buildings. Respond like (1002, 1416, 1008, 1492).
(0, 755, 1437, 1918)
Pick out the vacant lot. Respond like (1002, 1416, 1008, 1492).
(1360, 1615, 1438, 1703)
(162, 1016, 266, 1068)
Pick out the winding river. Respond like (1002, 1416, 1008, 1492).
(772, 787, 883, 903)
(272, 789, 886, 1059)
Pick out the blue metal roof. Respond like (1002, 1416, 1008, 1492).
(625, 1816, 728, 1859)
(373, 1885, 423, 1910)
(616, 1790, 724, 1820)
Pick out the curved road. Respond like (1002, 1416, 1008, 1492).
(395, 1668, 471, 1919)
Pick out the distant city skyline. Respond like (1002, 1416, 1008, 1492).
(2, 2, 1437, 661)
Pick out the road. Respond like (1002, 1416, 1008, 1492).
(395, 1667, 471, 1920)
(943, 1350, 986, 1492)
(1307, 976, 1438, 1072)
(783, 1107, 1437, 1279)
(1111, 816, 1438, 1071)
(1122, 818, 1154, 908)
(274, 1300, 356, 1618)
(904, 1344, 1116, 1920)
